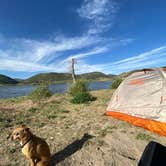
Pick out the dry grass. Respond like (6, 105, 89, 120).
(0, 89, 166, 166)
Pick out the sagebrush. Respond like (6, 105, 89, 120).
(68, 80, 88, 96)
(28, 83, 52, 102)
(71, 92, 95, 104)
(68, 80, 96, 104)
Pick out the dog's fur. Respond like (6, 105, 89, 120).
(11, 125, 51, 166)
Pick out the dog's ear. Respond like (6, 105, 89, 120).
(23, 127, 30, 133)
(20, 124, 27, 128)
(19, 124, 30, 133)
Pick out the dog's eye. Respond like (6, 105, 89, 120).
(16, 133, 19, 136)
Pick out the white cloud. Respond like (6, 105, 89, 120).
(67, 46, 109, 60)
(66, 38, 133, 61)
(111, 46, 166, 66)
(0, 59, 54, 72)
(43, 46, 109, 73)
(34, 35, 104, 62)
(77, 0, 118, 34)
(0, 0, 135, 76)
(87, 46, 166, 74)
(0, 32, 133, 73)
(0, 34, 105, 71)
(0, 36, 164, 75)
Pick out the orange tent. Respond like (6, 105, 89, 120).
(106, 68, 166, 136)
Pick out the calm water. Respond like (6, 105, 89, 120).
(0, 81, 112, 99)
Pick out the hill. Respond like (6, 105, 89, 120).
(78, 72, 116, 81)
(0, 74, 18, 85)
(22, 72, 116, 84)
(22, 72, 71, 84)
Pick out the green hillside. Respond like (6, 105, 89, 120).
(78, 72, 116, 80)
(0, 74, 18, 85)
(22, 72, 115, 84)
(22, 73, 72, 84)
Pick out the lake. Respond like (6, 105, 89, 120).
(0, 81, 112, 98)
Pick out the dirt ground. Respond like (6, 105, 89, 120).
(0, 89, 166, 166)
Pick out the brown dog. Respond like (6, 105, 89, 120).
(11, 125, 51, 166)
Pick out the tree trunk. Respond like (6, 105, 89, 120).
(71, 58, 76, 83)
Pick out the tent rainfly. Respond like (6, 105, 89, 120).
(106, 68, 166, 136)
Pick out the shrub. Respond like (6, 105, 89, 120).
(71, 92, 95, 104)
(68, 80, 88, 96)
(111, 77, 123, 89)
(68, 80, 96, 104)
(28, 83, 52, 102)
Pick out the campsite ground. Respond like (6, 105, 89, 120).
(0, 89, 166, 166)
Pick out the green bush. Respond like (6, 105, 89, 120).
(68, 80, 88, 96)
(28, 83, 52, 102)
(68, 80, 96, 104)
(71, 92, 95, 104)
(111, 77, 123, 89)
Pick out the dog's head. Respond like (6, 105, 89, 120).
(11, 125, 31, 141)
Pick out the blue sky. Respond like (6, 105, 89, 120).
(0, 0, 166, 78)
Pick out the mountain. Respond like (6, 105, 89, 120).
(0, 74, 18, 85)
(22, 72, 116, 84)
(14, 78, 24, 82)
(22, 73, 72, 84)
(78, 72, 116, 80)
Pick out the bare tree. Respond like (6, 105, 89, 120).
(71, 58, 76, 83)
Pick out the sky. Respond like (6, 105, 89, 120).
(0, 0, 166, 79)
